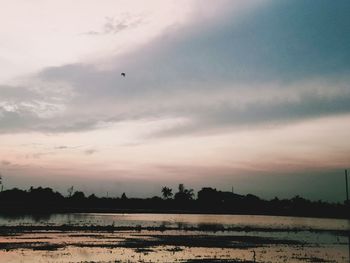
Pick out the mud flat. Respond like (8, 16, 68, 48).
(0, 226, 349, 262)
(0, 213, 349, 262)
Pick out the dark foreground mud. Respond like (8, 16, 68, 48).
(0, 225, 348, 262)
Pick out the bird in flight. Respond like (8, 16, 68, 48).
(121, 72, 126, 77)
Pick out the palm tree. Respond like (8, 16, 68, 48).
(184, 188, 194, 200)
(161, 186, 173, 200)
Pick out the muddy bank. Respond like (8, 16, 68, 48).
(0, 229, 347, 262)
(0, 233, 302, 251)
(0, 224, 348, 235)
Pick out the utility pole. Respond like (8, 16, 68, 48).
(345, 169, 349, 203)
(0, 174, 3, 192)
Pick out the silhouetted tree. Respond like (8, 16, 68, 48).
(28, 187, 63, 204)
(161, 186, 173, 200)
(0, 184, 347, 218)
(0, 173, 3, 192)
(121, 192, 127, 200)
(88, 194, 98, 200)
(68, 191, 86, 208)
(67, 186, 74, 197)
(198, 187, 221, 204)
(71, 191, 85, 200)
(174, 184, 194, 202)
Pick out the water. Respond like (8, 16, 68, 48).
(0, 213, 349, 262)
(0, 213, 348, 231)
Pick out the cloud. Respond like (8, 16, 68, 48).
(24, 151, 56, 159)
(153, 84, 350, 136)
(54, 145, 81, 150)
(1, 1, 349, 136)
(84, 148, 98, 155)
(1, 160, 11, 166)
(0, 80, 73, 133)
(55, 145, 69, 150)
(84, 15, 144, 36)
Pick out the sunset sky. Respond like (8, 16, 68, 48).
(0, 0, 349, 201)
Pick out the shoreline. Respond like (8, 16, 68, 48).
(0, 224, 348, 235)
(0, 208, 348, 220)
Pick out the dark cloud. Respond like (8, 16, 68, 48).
(0, 106, 38, 133)
(154, 89, 350, 137)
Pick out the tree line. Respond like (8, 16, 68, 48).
(0, 184, 348, 218)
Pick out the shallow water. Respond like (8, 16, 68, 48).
(0, 213, 349, 262)
(0, 213, 348, 230)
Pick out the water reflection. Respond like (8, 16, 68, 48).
(348, 219, 350, 262)
(0, 213, 348, 231)
(348, 233, 350, 262)
(0, 214, 349, 262)
(176, 222, 190, 230)
(197, 223, 225, 232)
(0, 228, 348, 263)
(0, 213, 53, 223)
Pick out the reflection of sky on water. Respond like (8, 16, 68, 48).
(0, 213, 348, 245)
(0, 229, 348, 263)
(0, 213, 348, 230)
(348, 219, 350, 262)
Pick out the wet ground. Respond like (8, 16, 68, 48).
(0, 225, 348, 262)
(0, 214, 349, 262)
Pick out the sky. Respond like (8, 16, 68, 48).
(0, 0, 349, 201)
